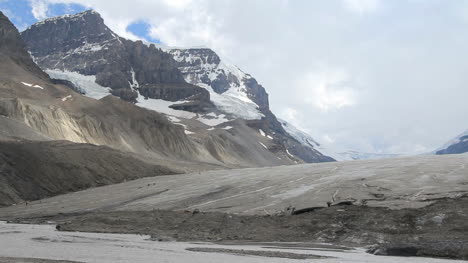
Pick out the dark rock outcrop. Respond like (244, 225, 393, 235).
(436, 134, 468, 155)
(21, 10, 210, 107)
(0, 11, 48, 80)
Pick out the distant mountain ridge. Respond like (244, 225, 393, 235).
(435, 130, 468, 155)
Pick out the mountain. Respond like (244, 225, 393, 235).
(167, 48, 269, 120)
(21, 10, 210, 108)
(0, 10, 187, 206)
(166, 47, 334, 163)
(435, 129, 468, 155)
(0, 10, 336, 205)
(20, 10, 334, 164)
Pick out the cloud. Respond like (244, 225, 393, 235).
(29, 0, 48, 20)
(299, 69, 358, 112)
(279, 107, 306, 130)
(322, 134, 335, 144)
(161, 0, 192, 9)
(343, 0, 381, 14)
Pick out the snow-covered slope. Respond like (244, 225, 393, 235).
(46, 69, 111, 99)
(435, 129, 468, 155)
(279, 119, 343, 160)
(168, 48, 265, 120)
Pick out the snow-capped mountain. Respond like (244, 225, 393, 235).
(278, 119, 338, 158)
(168, 48, 266, 120)
(20, 10, 334, 164)
(435, 129, 468, 155)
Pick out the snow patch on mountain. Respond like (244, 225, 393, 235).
(46, 69, 111, 99)
(21, 82, 44, 90)
(259, 142, 268, 149)
(279, 119, 344, 161)
(128, 67, 139, 91)
(137, 93, 232, 127)
(135, 93, 196, 119)
(61, 95, 72, 102)
(194, 83, 262, 120)
(27, 10, 100, 29)
(259, 129, 266, 137)
(168, 49, 264, 120)
(196, 112, 229, 126)
(279, 119, 320, 148)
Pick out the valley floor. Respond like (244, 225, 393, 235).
(1, 154, 468, 260)
(0, 222, 464, 263)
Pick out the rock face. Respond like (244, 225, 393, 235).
(0, 11, 48, 80)
(168, 48, 270, 117)
(21, 10, 210, 108)
(436, 130, 468, 155)
(168, 48, 269, 110)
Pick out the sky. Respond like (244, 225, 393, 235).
(1, 0, 467, 155)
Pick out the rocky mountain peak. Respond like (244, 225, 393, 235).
(22, 10, 117, 58)
(171, 48, 221, 68)
(0, 11, 23, 50)
(21, 11, 210, 107)
(167, 47, 270, 111)
(0, 11, 48, 80)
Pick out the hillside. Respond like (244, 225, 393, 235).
(21, 10, 334, 164)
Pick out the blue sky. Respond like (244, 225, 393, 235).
(0, 0, 159, 42)
(0, 0, 86, 30)
(126, 20, 160, 43)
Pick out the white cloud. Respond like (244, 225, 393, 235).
(322, 134, 335, 144)
(279, 107, 305, 129)
(147, 4, 234, 54)
(300, 69, 357, 112)
(343, 0, 381, 14)
(29, 0, 49, 20)
(162, 0, 192, 9)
